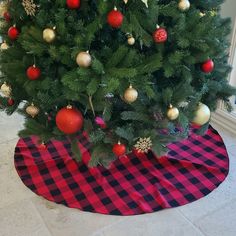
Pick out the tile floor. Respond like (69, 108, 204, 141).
(0, 111, 236, 236)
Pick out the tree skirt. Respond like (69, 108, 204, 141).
(14, 126, 229, 215)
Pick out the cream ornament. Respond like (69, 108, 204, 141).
(0, 41, 9, 50)
(167, 104, 179, 120)
(178, 0, 190, 12)
(124, 0, 148, 7)
(0, 82, 11, 97)
(76, 51, 92, 68)
(192, 103, 211, 126)
(43, 27, 56, 43)
(124, 85, 138, 103)
(127, 35, 135, 45)
(26, 103, 39, 118)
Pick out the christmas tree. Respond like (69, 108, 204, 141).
(0, 0, 235, 167)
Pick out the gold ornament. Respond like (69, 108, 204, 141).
(134, 137, 152, 153)
(141, 0, 148, 8)
(0, 1, 8, 17)
(167, 104, 179, 120)
(22, 0, 37, 16)
(43, 27, 56, 43)
(0, 82, 11, 97)
(199, 12, 205, 18)
(178, 0, 190, 11)
(0, 41, 9, 50)
(26, 103, 39, 118)
(127, 35, 135, 45)
(192, 103, 210, 126)
(76, 51, 92, 68)
(124, 85, 138, 103)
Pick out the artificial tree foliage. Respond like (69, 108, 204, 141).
(0, 0, 235, 167)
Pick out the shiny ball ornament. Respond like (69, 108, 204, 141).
(153, 26, 167, 43)
(124, 85, 138, 103)
(192, 103, 211, 126)
(0, 41, 9, 50)
(56, 105, 84, 134)
(76, 51, 92, 68)
(112, 142, 126, 157)
(26, 103, 40, 118)
(7, 98, 14, 106)
(167, 105, 179, 120)
(127, 36, 135, 45)
(0, 83, 11, 97)
(3, 11, 10, 22)
(8, 26, 19, 40)
(107, 7, 124, 28)
(26, 65, 41, 80)
(201, 59, 214, 73)
(43, 27, 56, 43)
(66, 0, 80, 9)
(178, 0, 190, 12)
(0, 1, 8, 17)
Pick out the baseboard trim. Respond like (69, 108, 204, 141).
(211, 109, 236, 135)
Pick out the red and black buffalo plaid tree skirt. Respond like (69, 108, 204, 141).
(14, 126, 229, 215)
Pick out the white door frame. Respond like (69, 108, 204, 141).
(211, 18, 236, 134)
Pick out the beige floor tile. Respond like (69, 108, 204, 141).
(0, 139, 18, 173)
(0, 112, 24, 143)
(195, 199, 236, 236)
(0, 165, 35, 209)
(0, 199, 51, 236)
(94, 209, 204, 236)
(31, 197, 125, 236)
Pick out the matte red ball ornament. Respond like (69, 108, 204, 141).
(107, 7, 124, 28)
(153, 26, 168, 43)
(8, 26, 19, 40)
(3, 11, 10, 22)
(26, 65, 41, 80)
(7, 98, 14, 106)
(201, 59, 214, 73)
(66, 0, 80, 9)
(56, 105, 84, 134)
(112, 142, 126, 157)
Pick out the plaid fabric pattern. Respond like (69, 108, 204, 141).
(14, 126, 229, 215)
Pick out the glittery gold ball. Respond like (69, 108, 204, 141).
(127, 36, 135, 45)
(192, 103, 210, 126)
(26, 103, 40, 118)
(0, 42, 9, 50)
(178, 0, 190, 11)
(43, 28, 56, 43)
(124, 85, 138, 103)
(0, 83, 11, 97)
(76, 51, 92, 68)
(167, 105, 179, 120)
(0, 1, 8, 17)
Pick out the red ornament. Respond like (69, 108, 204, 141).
(201, 59, 214, 73)
(112, 142, 126, 157)
(66, 0, 80, 9)
(8, 26, 19, 40)
(153, 27, 168, 43)
(26, 65, 41, 80)
(3, 12, 11, 22)
(56, 105, 84, 134)
(7, 98, 14, 106)
(107, 8, 124, 28)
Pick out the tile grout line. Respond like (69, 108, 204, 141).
(176, 209, 207, 236)
(30, 197, 54, 236)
